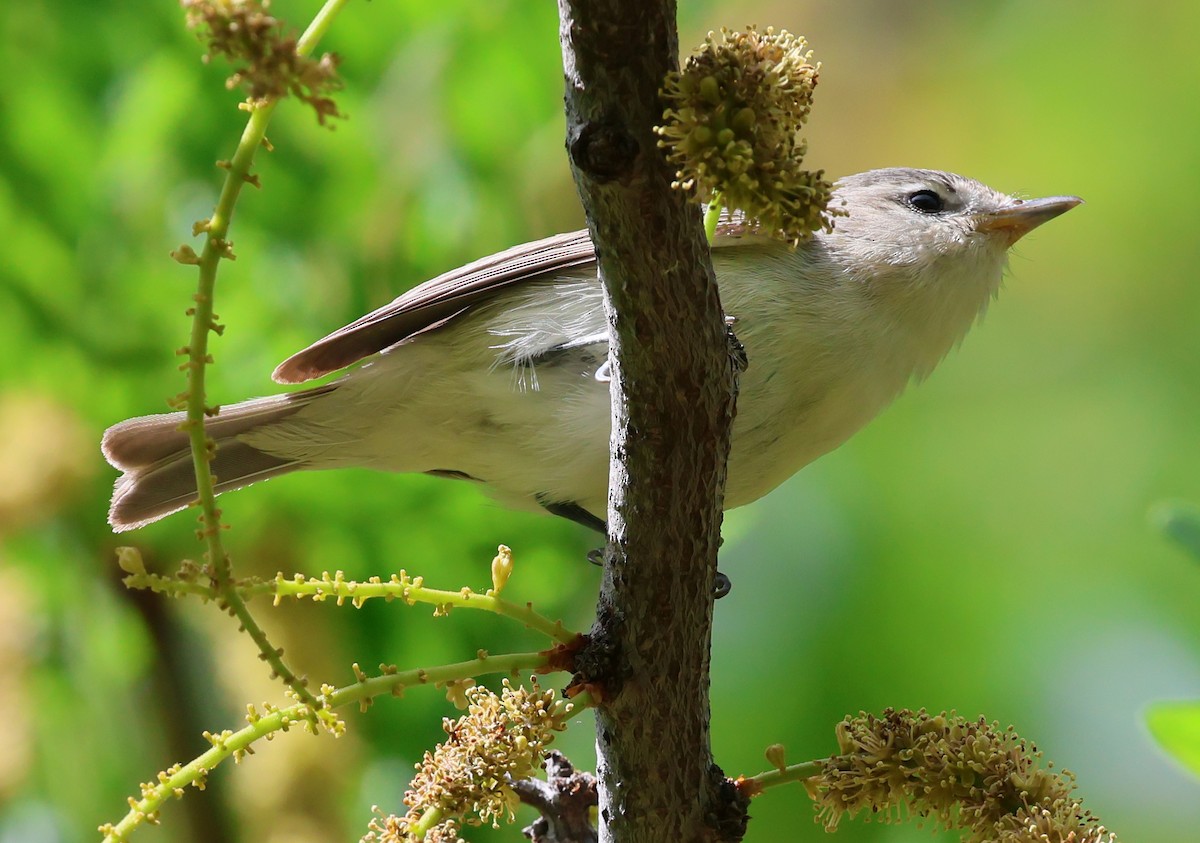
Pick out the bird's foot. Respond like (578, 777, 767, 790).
(586, 548, 730, 599)
(725, 315, 749, 375)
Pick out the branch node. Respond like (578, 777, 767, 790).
(567, 119, 639, 183)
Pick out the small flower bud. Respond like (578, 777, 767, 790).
(170, 244, 201, 265)
(115, 546, 146, 575)
(490, 544, 514, 595)
(764, 743, 787, 771)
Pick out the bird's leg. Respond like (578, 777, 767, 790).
(725, 314, 748, 377)
(540, 499, 606, 534)
(540, 498, 732, 599)
(536, 499, 608, 568)
(713, 571, 732, 599)
(586, 546, 732, 599)
(711, 315, 744, 600)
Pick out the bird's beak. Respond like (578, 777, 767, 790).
(976, 195, 1083, 245)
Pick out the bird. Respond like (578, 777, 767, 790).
(102, 168, 1081, 533)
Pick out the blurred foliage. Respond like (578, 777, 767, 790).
(0, 1, 1198, 842)
(1153, 501, 1200, 563)
(1146, 702, 1200, 779)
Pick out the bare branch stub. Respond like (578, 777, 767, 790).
(514, 751, 599, 843)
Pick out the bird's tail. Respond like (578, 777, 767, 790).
(102, 383, 338, 532)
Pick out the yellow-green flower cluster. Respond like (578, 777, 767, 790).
(364, 679, 571, 842)
(657, 26, 838, 244)
(181, 0, 342, 124)
(366, 814, 463, 843)
(808, 709, 1116, 843)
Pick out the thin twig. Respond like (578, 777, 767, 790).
(180, 0, 352, 707)
(737, 760, 822, 797)
(122, 569, 582, 645)
(99, 650, 554, 842)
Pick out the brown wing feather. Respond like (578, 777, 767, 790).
(271, 221, 767, 384)
(272, 230, 597, 383)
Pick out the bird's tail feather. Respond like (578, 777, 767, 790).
(102, 384, 337, 531)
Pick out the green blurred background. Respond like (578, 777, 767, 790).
(1, 1, 1197, 841)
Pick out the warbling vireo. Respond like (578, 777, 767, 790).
(103, 168, 1081, 532)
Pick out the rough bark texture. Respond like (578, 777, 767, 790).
(557, 2, 743, 841)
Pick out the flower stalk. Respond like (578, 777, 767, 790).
(171, 0, 351, 707)
(99, 652, 554, 842)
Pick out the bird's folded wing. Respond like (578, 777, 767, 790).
(272, 222, 765, 384)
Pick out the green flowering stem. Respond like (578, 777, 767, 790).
(99, 651, 553, 843)
(739, 760, 822, 796)
(566, 688, 597, 710)
(177, 0, 351, 709)
(274, 573, 582, 644)
(407, 806, 445, 839)
(703, 192, 723, 243)
(294, 0, 351, 57)
(122, 568, 582, 645)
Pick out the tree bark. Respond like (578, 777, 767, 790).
(557, 2, 743, 841)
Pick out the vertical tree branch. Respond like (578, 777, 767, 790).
(557, 2, 743, 840)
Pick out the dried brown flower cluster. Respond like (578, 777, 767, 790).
(657, 26, 839, 243)
(181, 0, 342, 124)
(808, 709, 1116, 843)
(364, 679, 571, 843)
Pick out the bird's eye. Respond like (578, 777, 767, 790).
(907, 189, 945, 214)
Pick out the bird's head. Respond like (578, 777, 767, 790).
(818, 167, 1081, 372)
(827, 167, 1080, 274)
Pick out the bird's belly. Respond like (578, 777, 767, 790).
(297, 331, 906, 519)
(723, 361, 905, 509)
(343, 357, 613, 515)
